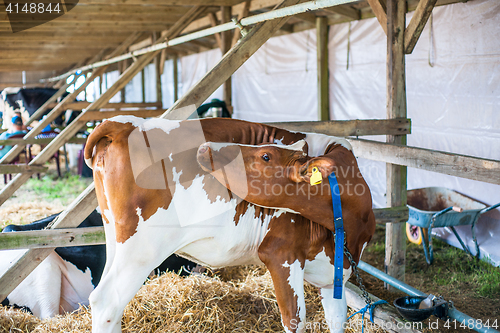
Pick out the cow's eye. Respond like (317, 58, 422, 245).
(261, 153, 270, 162)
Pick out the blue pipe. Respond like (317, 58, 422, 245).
(358, 261, 500, 333)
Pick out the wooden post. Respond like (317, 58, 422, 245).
(120, 61, 126, 103)
(141, 68, 146, 103)
(221, 6, 233, 113)
(316, 16, 329, 121)
(173, 55, 179, 102)
(153, 33, 163, 108)
(385, 0, 407, 290)
(99, 74, 103, 95)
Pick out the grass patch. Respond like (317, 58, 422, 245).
(364, 226, 500, 299)
(25, 173, 91, 203)
(431, 239, 500, 298)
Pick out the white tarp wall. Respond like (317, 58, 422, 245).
(180, 49, 224, 104)
(232, 29, 318, 122)
(163, 0, 500, 264)
(327, 0, 500, 265)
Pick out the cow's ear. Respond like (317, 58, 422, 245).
(290, 157, 335, 183)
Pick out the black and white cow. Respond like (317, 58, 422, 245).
(0, 210, 197, 318)
(1, 87, 80, 128)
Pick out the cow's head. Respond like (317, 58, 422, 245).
(197, 140, 353, 225)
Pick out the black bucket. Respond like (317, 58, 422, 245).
(394, 296, 449, 322)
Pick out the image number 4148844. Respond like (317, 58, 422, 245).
(6, 2, 61, 14)
(4, 0, 79, 33)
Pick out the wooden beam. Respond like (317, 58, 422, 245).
(295, 12, 317, 24)
(0, 22, 173, 32)
(0, 227, 105, 250)
(348, 139, 500, 185)
(80, 109, 166, 121)
(373, 206, 409, 224)
(0, 13, 186, 24)
(316, 16, 330, 121)
(0, 165, 48, 175)
(46, 101, 162, 110)
(0, 31, 133, 41)
(0, 50, 97, 59)
(0, 39, 123, 46)
(367, 0, 388, 35)
(78, 0, 242, 4)
(159, 49, 167, 75)
(385, 0, 407, 290)
(189, 38, 217, 51)
(105, 31, 142, 60)
(404, 0, 437, 54)
(0, 183, 98, 301)
(0, 137, 86, 146)
(129, 36, 153, 52)
(267, 119, 410, 137)
(320, 5, 360, 20)
(208, 12, 223, 50)
(0, 4, 193, 16)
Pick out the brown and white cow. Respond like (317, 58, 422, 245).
(84, 116, 375, 333)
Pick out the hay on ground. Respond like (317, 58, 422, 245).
(1, 267, 386, 333)
(0, 202, 64, 229)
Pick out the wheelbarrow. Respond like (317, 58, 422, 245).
(406, 187, 500, 264)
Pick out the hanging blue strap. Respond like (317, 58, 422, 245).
(346, 300, 388, 333)
(328, 172, 344, 299)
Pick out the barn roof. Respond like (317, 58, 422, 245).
(0, 0, 467, 87)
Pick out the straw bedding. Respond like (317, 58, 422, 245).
(0, 202, 63, 230)
(0, 266, 386, 333)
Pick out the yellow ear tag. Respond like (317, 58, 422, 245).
(310, 167, 322, 186)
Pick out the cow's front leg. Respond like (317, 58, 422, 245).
(319, 265, 351, 333)
(319, 287, 347, 333)
(259, 243, 306, 332)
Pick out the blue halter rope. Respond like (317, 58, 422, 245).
(327, 172, 388, 331)
(328, 172, 345, 299)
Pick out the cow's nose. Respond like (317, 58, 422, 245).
(198, 143, 209, 154)
(197, 143, 213, 172)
